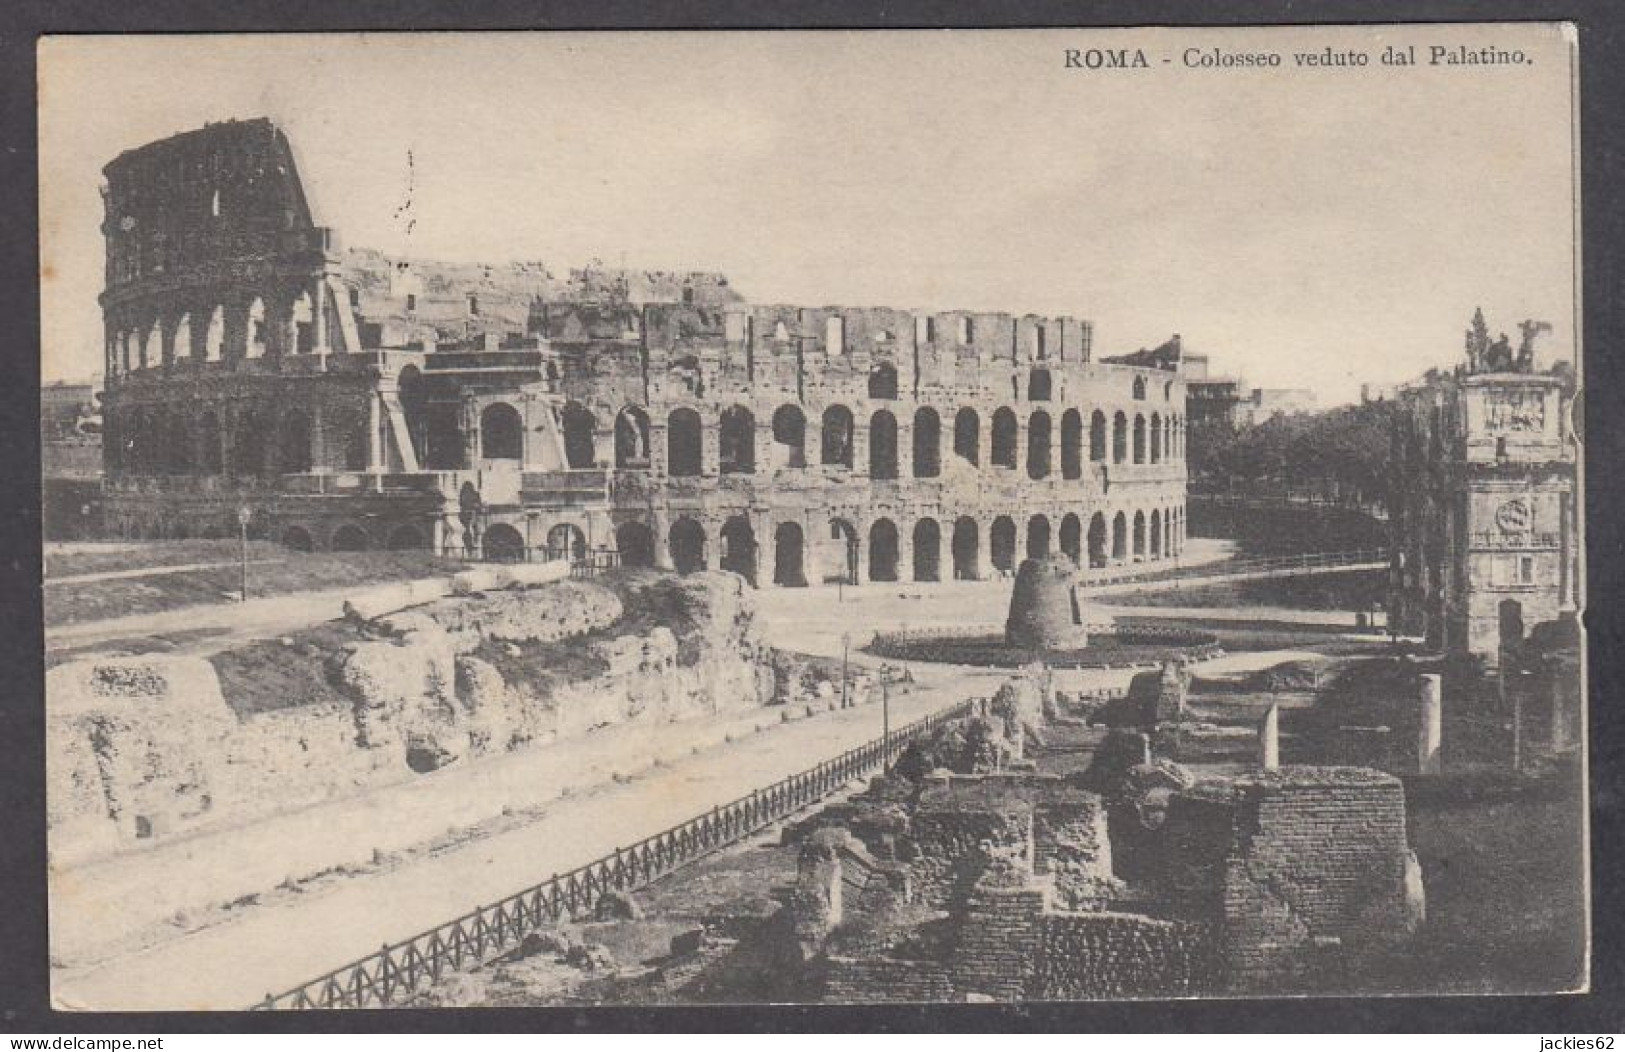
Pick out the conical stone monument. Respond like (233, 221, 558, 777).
(1004, 555, 1089, 651)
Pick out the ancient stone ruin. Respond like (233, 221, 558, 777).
(1004, 555, 1089, 651)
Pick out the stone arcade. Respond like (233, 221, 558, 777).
(98, 118, 1189, 585)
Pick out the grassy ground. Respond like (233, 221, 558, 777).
(1370, 781, 1587, 994)
(45, 539, 288, 579)
(208, 620, 369, 719)
(44, 549, 465, 627)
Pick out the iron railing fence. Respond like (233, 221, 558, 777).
(255, 699, 972, 1011)
(1084, 548, 1388, 588)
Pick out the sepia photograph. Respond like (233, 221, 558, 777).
(37, 24, 1585, 1013)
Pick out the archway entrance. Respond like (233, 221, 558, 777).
(720, 406, 755, 474)
(562, 403, 598, 470)
(614, 407, 651, 469)
(772, 406, 806, 469)
(912, 409, 941, 478)
(721, 516, 758, 584)
(991, 516, 1017, 574)
(667, 409, 703, 477)
(1088, 513, 1107, 568)
(548, 523, 587, 562)
(282, 526, 314, 552)
(869, 519, 899, 582)
(1027, 515, 1052, 560)
(483, 523, 525, 562)
(1059, 514, 1082, 566)
(481, 403, 523, 461)
(952, 517, 980, 581)
(332, 524, 371, 552)
(615, 521, 655, 568)
(912, 519, 941, 582)
(828, 518, 860, 585)
(669, 517, 707, 574)
(774, 522, 807, 587)
(869, 410, 898, 479)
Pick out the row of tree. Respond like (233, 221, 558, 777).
(1188, 400, 1399, 508)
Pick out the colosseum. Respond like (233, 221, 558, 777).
(98, 118, 1189, 587)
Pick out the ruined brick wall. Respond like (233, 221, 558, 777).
(822, 956, 954, 1003)
(1164, 768, 1411, 992)
(910, 784, 1034, 909)
(952, 883, 1046, 1001)
(1033, 912, 1217, 999)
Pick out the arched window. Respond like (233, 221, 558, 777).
(912, 518, 941, 581)
(482, 523, 525, 562)
(1133, 414, 1146, 464)
(669, 517, 707, 572)
(1061, 409, 1083, 480)
(1150, 509, 1163, 557)
(172, 314, 192, 362)
(1150, 412, 1162, 463)
(1133, 510, 1147, 558)
(1060, 513, 1082, 566)
(1112, 411, 1128, 464)
(615, 521, 656, 568)
(991, 516, 1017, 573)
(868, 519, 899, 582)
(246, 298, 267, 359)
(912, 407, 940, 478)
(1132, 375, 1146, 400)
(1089, 410, 1107, 463)
(869, 409, 898, 479)
(667, 408, 703, 477)
(720, 516, 758, 584)
(561, 402, 597, 469)
(1027, 514, 1051, 560)
(1087, 513, 1107, 568)
(614, 406, 651, 469)
(772, 404, 806, 469)
(1112, 511, 1127, 561)
(774, 522, 806, 587)
(991, 407, 1018, 469)
(952, 517, 981, 581)
(868, 361, 898, 400)
(548, 523, 587, 561)
(821, 405, 855, 467)
(203, 306, 224, 362)
(953, 408, 980, 466)
(1027, 411, 1052, 479)
(481, 403, 523, 460)
(720, 405, 755, 474)
(825, 315, 845, 355)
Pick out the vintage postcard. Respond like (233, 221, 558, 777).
(38, 24, 1584, 1010)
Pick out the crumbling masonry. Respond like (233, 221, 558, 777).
(99, 119, 1188, 583)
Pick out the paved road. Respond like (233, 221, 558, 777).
(50, 672, 993, 1012)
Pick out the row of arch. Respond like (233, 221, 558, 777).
(106, 402, 365, 478)
(106, 281, 334, 378)
(549, 401, 1184, 479)
(594, 507, 1186, 587)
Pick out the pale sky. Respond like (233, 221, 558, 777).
(39, 26, 1578, 404)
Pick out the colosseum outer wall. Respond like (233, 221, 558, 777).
(97, 118, 1188, 585)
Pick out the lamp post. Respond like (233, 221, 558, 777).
(882, 671, 891, 759)
(236, 504, 253, 602)
(840, 631, 851, 709)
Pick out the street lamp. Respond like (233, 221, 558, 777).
(840, 631, 851, 709)
(236, 504, 253, 602)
